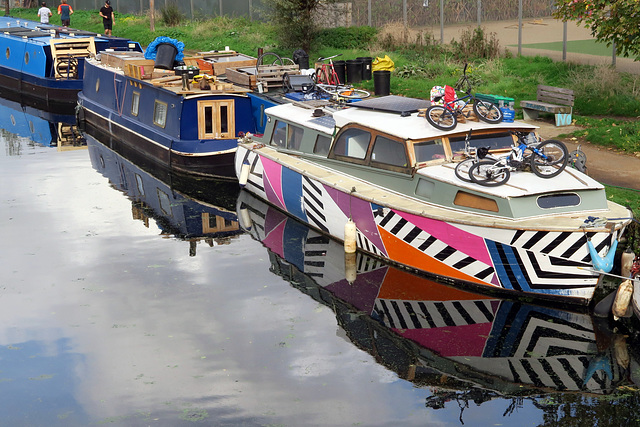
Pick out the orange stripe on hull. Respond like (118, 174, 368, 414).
(378, 227, 495, 288)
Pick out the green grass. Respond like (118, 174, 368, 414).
(514, 39, 617, 57)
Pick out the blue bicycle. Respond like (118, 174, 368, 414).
(467, 131, 569, 186)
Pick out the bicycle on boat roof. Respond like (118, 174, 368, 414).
(466, 131, 569, 186)
(314, 53, 343, 85)
(425, 63, 503, 131)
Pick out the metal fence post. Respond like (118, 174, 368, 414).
(403, 0, 407, 26)
(368, 0, 371, 27)
(517, 0, 522, 56)
(477, 0, 481, 27)
(440, 0, 444, 44)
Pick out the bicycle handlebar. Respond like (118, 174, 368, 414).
(317, 53, 343, 61)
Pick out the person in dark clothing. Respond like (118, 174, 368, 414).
(99, 0, 114, 36)
(57, 0, 73, 27)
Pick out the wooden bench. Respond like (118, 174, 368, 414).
(520, 85, 574, 127)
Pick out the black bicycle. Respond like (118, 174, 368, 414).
(425, 64, 503, 131)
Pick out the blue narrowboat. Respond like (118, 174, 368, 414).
(0, 16, 142, 109)
(78, 56, 257, 180)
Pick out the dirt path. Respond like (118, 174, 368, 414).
(533, 121, 640, 190)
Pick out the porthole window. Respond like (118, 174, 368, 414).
(24, 51, 29, 64)
(537, 193, 581, 209)
(5, 47, 10, 59)
(95, 78, 100, 92)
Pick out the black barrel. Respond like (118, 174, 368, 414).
(357, 56, 373, 80)
(346, 59, 363, 84)
(293, 49, 309, 70)
(332, 60, 346, 84)
(373, 70, 391, 96)
(155, 43, 178, 70)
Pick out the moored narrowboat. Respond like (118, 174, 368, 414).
(0, 16, 142, 108)
(235, 95, 634, 305)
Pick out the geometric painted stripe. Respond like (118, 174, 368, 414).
(302, 175, 329, 233)
(244, 152, 266, 195)
(507, 356, 611, 392)
(374, 298, 495, 330)
(303, 233, 331, 279)
(355, 252, 386, 273)
(509, 229, 613, 263)
(375, 209, 496, 283)
(356, 229, 385, 257)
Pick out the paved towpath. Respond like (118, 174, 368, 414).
(426, 18, 639, 74)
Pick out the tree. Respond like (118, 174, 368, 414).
(262, 0, 337, 53)
(552, 1, 640, 60)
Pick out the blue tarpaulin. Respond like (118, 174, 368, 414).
(144, 36, 185, 62)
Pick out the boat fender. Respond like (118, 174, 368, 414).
(612, 279, 634, 321)
(613, 334, 630, 369)
(587, 237, 618, 273)
(239, 163, 251, 186)
(621, 247, 636, 277)
(344, 219, 357, 254)
(238, 208, 252, 231)
(345, 252, 357, 284)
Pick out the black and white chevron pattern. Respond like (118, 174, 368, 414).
(374, 298, 496, 330)
(509, 229, 613, 263)
(302, 176, 329, 233)
(375, 209, 495, 283)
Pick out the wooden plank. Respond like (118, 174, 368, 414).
(521, 100, 571, 114)
(225, 67, 257, 88)
(536, 85, 574, 106)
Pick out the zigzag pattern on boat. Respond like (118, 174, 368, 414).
(509, 229, 613, 263)
(374, 299, 496, 330)
(375, 209, 495, 283)
(302, 175, 329, 233)
(356, 229, 385, 257)
(243, 152, 265, 195)
(355, 253, 386, 273)
(487, 241, 597, 292)
(302, 234, 330, 278)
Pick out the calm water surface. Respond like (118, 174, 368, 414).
(1, 101, 639, 426)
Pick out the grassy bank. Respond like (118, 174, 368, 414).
(8, 8, 640, 216)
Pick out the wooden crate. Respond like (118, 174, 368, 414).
(100, 51, 145, 69)
(256, 64, 300, 88)
(124, 59, 155, 79)
(192, 53, 257, 76)
(225, 67, 257, 88)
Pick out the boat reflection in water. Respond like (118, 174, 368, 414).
(87, 130, 242, 256)
(0, 93, 84, 152)
(237, 189, 640, 421)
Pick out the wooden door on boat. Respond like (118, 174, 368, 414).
(197, 100, 235, 139)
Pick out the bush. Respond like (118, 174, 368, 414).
(450, 27, 501, 60)
(315, 26, 377, 49)
(161, 3, 183, 27)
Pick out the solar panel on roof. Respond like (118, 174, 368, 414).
(308, 115, 335, 130)
(1, 28, 51, 37)
(352, 95, 431, 116)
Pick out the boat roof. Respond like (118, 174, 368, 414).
(265, 98, 537, 141)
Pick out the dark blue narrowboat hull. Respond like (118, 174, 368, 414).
(78, 60, 256, 180)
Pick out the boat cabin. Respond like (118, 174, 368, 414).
(256, 99, 609, 220)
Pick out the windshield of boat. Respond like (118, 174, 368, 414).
(449, 131, 515, 157)
(414, 139, 446, 163)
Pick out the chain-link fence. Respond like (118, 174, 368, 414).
(36, 0, 555, 26)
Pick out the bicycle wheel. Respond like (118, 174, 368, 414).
(473, 101, 503, 124)
(469, 160, 510, 186)
(454, 158, 475, 182)
(274, 57, 295, 66)
(316, 84, 339, 96)
(530, 140, 569, 178)
(337, 88, 370, 99)
(425, 105, 457, 131)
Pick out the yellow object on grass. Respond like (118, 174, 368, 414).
(372, 55, 395, 72)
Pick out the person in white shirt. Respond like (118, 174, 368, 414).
(37, 2, 52, 24)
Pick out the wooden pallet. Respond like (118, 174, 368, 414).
(50, 37, 96, 78)
(256, 64, 300, 88)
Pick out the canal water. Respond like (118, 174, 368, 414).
(1, 97, 639, 426)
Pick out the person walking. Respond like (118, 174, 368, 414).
(99, 0, 114, 36)
(57, 0, 73, 27)
(37, 2, 52, 24)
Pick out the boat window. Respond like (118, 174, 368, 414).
(371, 136, 408, 167)
(415, 179, 435, 199)
(24, 52, 29, 65)
(197, 100, 235, 139)
(333, 128, 370, 160)
(287, 124, 304, 151)
(314, 134, 331, 156)
(135, 174, 144, 196)
(131, 91, 140, 116)
(157, 188, 171, 216)
(153, 100, 168, 128)
(454, 191, 499, 212)
(537, 193, 581, 209)
(414, 140, 446, 162)
(449, 132, 514, 156)
(5, 48, 9, 59)
(271, 120, 287, 148)
(95, 78, 100, 93)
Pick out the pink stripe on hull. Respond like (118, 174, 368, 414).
(394, 211, 493, 266)
(261, 157, 285, 210)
